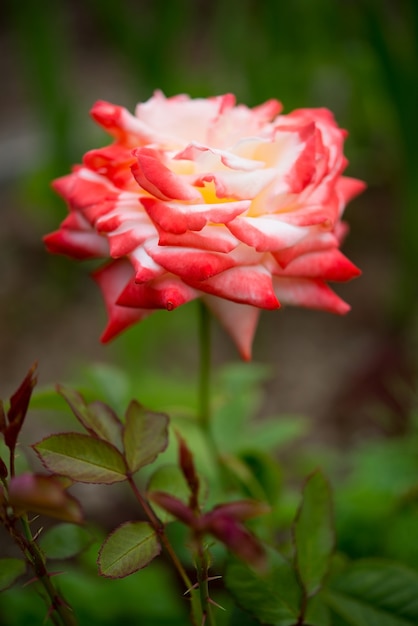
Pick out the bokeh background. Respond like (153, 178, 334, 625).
(1, 1, 418, 624)
(2, 0, 417, 437)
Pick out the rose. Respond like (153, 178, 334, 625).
(44, 92, 365, 359)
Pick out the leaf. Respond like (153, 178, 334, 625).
(212, 379, 263, 453)
(222, 453, 271, 502)
(81, 362, 130, 410)
(149, 492, 195, 527)
(0, 399, 6, 432)
(30, 386, 69, 412)
(325, 559, 418, 626)
(4, 364, 37, 454)
(123, 401, 169, 473)
(0, 438, 29, 476)
(205, 504, 268, 570)
(239, 450, 282, 504)
(293, 470, 334, 597)
(147, 464, 190, 523)
(33, 433, 127, 484)
(39, 523, 92, 559)
(98, 521, 161, 578)
(246, 416, 307, 451)
(8, 474, 83, 523)
(305, 593, 332, 626)
(58, 386, 122, 446)
(176, 433, 200, 509)
(0, 559, 26, 591)
(225, 546, 302, 625)
(0, 457, 7, 479)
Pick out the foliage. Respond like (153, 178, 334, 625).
(1, 363, 417, 625)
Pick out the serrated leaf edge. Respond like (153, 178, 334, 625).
(98, 521, 161, 579)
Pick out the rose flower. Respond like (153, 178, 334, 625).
(45, 92, 364, 359)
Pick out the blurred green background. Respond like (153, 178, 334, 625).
(2, 0, 416, 430)
(1, 1, 418, 624)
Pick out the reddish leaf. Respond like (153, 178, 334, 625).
(4, 364, 37, 454)
(149, 491, 196, 527)
(203, 500, 269, 570)
(207, 499, 270, 522)
(207, 513, 266, 570)
(0, 484, 5, 508)
(0, 457, 7, 480)
(146, 464, 190, 523)
(176, 432, 200, 510)
(0, 400, 6, 433)
(8, 473, 83, 523)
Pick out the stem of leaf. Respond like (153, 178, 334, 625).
(197, 301, 225, 484)
(18, 515, 77, 626)
(9, 447, 16, 479)
(126, 475, 202, 624)
(196, 543, 217, 626)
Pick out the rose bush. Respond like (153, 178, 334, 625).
(45, 92, 365, 359)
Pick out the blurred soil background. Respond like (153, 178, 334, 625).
(1, 0, 417, 444)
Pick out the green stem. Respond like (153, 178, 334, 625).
(196, 544, 217, 626)
(126, 475, 202, 625)
(197, 301, 226, 484)
(198, 301, 211, 433)
(18, 516, 77, 626)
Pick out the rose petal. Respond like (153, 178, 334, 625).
(117, 275, 198, 310)
(93, 260, 151, 342)
(203, 296, 261, 360)
(145, 245, 237, 281)
(273, 276, 350, 314)
(156, 223, 239, 253)
(272, 248, 361, 282)
(128, 245, 165, 282)
(227, 216, 307, 252)
(336, 176, 367, 207)
(44, 229, 109, 260)
(132, 148, 202, 201)
(46, 93, 365, 359)
(273, 228, 339, 267)
(189, 266, 279, 309)
(107, 221, 157, 257)
(141, 197, 250, 234)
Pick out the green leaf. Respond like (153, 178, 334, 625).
(123, 401, 169, 473)
(293, 470, 334, 597)
(30, 386, 68, 412)
(326, 559, 418, 626)
(0, 559, 26, 591)
(239, 450, 282, 504)
(58, 386, 122, 446)
(98, 521, 161, 578)
(305, 593, 332, 626)
(88, 401, 123, 446)
(212, 364, 265, 453)
(39, 523, 92, 559)
(147, 464, 190, 523)
(225, 546, 302, 625)
(246, 416, 307, 451)
(33, 433, 127, 484)
(80, 363, 131, 411)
